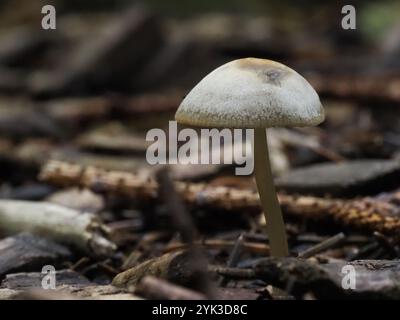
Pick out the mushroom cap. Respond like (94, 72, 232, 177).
(175, 58, 324, 128)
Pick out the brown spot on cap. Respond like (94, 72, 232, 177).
(235, 58, 290, 85)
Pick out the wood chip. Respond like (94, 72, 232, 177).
(0, 233, 71, 277)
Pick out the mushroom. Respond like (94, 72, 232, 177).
(175, 58, 324, 257)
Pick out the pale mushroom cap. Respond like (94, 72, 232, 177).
(175, 58, 324, 128)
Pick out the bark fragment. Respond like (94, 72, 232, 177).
(1, 269, 90, 290)
(112, 250, 199, 289)
(0, 233, 71, 277)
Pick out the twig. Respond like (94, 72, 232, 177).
(165, 239, 269, 255)
(218, 234, 244, 286)
(155, 167, 215, 299)
(298, 233, 346, 258)
(209, 266, 256, 280)
(135, 276, 206, 300)
(225, 235, 245, 267)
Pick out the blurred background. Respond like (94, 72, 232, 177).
(2, 0, 400, 300)
(0, 0, 400, 186)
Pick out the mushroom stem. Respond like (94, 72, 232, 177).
(253, 128, 289, 257)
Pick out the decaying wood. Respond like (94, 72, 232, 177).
(0, 286, 140, 300)
(0, 200, 116, 256)
(279, 194, 400, 244)
(1, 269, 139, 300)
(135, 276, 206, 300)
(212, 258, 400, 299)
(12, 285, 140, 300)
(39, 160, 258, 210)
(46, 188, 105, 213)
(112, 250, 199, 288)
(40, 161, 400, 244)
(12, 289, 78, 300)
(65, 285, 141, 300)
(0, 288, 19, 300)
(2, 269, 90, 290)
(0, 233, 71, 277)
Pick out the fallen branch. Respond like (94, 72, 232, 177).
(298, 233, 346, 258)
(0, 200, 116, 257)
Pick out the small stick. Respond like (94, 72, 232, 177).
(225, 234, 245, 267)
(218, 234, 244, 286)
(155, 167, 215, 299)
(164, 239, 269, 255)
(298, 232, 346, 258)
(209, 266, 256, 280)
(135, 276, 206, 300)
